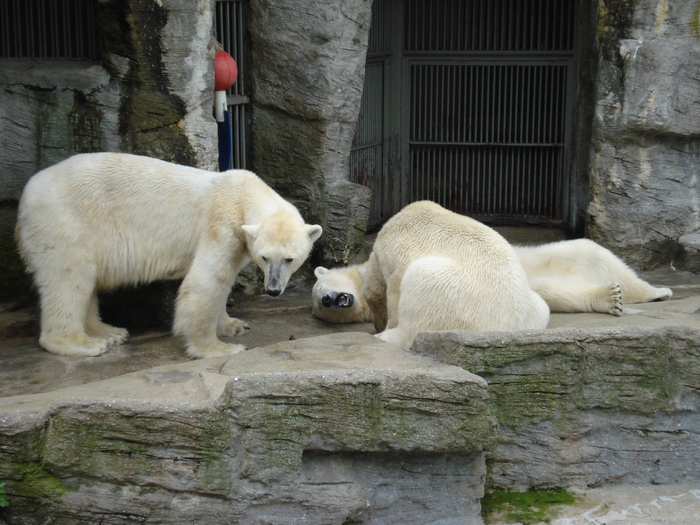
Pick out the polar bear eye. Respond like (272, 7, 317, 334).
(285, 257, 294, 264)
(261, 256, 268, 262)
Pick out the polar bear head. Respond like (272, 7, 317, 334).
(312, 265, 372, 323)
(243, 211, 322, 297)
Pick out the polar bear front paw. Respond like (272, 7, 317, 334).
(375, 328, 410, 349)
(217, 315, 250, 337)
(88, 323, 129, 345)
(609, 283, 623, 316)
(40, 333, 113, 357)
(186, 341, 247, 359)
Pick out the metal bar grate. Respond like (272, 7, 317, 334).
(368, 0, 390, 54)
(350, 62, 385, 222)
(350, 0, 392, 225)
(215, 0, 251, 170)
(0, 0, 98, 60)
(404, 0, 573, 52)
(409, 63, 569, 219)
(353, 0, 577, 225)
(410, 64, 568, 146)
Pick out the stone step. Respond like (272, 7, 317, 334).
(0, 333, 494, 525)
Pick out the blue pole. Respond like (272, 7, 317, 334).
(217, 109, 233, 172)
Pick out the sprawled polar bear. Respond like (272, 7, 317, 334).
(514, 239, 672, 315)
(16, 152, 322, 359)
(313, 229, 673, 331)
(313, 201, 550, 348)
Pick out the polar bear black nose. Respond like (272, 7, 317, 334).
(267, 289, 281, 297)
(321, 294, 335, 308)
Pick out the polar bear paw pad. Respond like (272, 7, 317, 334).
(610, 283, 623, 316)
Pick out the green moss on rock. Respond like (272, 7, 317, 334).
(482, 488, 577, 524)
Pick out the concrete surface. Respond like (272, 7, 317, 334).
(552, 484, 700, 524)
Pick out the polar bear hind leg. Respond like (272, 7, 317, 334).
(578, 240, 673, 304)
(618, 275, 673, 304)
(35, 264, 114, 357)
(530, 277, 623, 316)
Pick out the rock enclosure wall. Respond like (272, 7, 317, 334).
(0, 334, 494, 524)
(0, 0, 217, 202)
(248, 0, 373, 266)
(588, 0, 700, 270)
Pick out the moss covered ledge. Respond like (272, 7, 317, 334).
(0, 333, 496, 524)
(413, 325, 700, 491)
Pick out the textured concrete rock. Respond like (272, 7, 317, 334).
(588, 0, 700, 270)
(248, 0, 373, 266)
(413, 325, 700, 491)
(98, 0, 217, 168)
(0, 0, 219, 298)
(0, 62, 121, 201)
(0, 333, 495, 524)
(0, 0, 217, 202)
(679, 233, 700, 273)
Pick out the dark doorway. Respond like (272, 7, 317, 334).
(350, 0, 595, 231)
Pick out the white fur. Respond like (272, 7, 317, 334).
(315, 201, 549, 349)
(16, 152, 322, 359)
(312, 265, 371, 323)
(312, 234, 673, 329)
(514, 238, 672, 315)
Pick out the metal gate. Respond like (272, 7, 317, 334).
(351, 0, 576, 226)
(215, 0, 251, 170)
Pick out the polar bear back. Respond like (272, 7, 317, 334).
(17, 152, 280, 289)
(374, 200, 525, 286)
(373, 201, 548, 333)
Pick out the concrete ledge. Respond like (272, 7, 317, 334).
(0, 333, 495, 524)
(413, 325, 700, 491)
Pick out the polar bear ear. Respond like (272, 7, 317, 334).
(314, 266, 329, 278)
(307, 224, 323, 243)
(241, 224, 259, 240)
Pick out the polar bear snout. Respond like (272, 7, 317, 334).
(321, 291, 355, 309)
(264, 267, 289, 297)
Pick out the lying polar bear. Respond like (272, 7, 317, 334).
(514, 239, 672, 315)
(313, 201, 550, 348)
(313, 206, 672, 347)
(16, 152, 322, 359)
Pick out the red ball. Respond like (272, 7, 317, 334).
(214, 50, 238, 91)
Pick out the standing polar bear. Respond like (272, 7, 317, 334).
(16, 152, 322, 359)
(314, 201, 550, 349)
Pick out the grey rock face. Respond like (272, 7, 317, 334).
(0, 0, 217, 202)
(588, 0, 700, 270)
(414, 325, 700, 491)
(248, 0, 374, 266)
